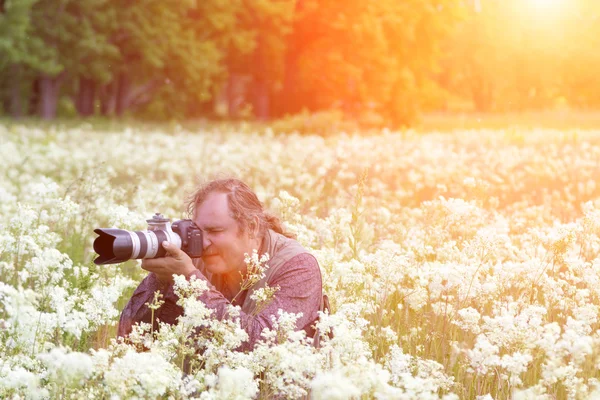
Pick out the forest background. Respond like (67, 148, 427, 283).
(2, 0, 600, 130)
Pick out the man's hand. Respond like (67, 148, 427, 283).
(141, 242, 197, 284)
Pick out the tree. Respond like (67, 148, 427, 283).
(438, 0, 600, 112)
(274, 0, 463, 126)
(0, 0, 57, 117)
(105, 0, 255, 120)
(558, 0, 600, 108)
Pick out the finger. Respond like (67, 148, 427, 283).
(162, 241, 185, 259)
(141, 258, 165, 271)
(141, 259, 156, 271)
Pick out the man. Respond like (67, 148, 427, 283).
(118, 178, 323, 351)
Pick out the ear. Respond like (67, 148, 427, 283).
(249, 216, 260, 239)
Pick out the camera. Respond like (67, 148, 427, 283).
(93, 213, 203, 265)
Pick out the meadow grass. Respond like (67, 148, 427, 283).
(2, 117, 600, 398)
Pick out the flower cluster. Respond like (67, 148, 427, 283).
(3, 123, 600, 398)
(240, 250, 271, 292)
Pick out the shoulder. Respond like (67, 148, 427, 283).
(269, 230, 308, 259)
(265, 230, 321, 280)
(275, 252, 321, 285)
(283, 252, 319, 270)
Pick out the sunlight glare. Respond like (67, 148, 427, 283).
(528, 0, 565, 11)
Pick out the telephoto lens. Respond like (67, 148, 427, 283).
(93, 213, 202, 265)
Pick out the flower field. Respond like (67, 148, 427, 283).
(2, 123, 600, 399)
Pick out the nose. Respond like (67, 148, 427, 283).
(202, 233, 212, 251)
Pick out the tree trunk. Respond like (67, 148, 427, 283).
(279, 52, 299, 115)
(276, 0, 305, 116)
(38, 74, 62, 119)
(2, 96, 9, 116)
(115, 73, 130, 116)
(252, 79, 270, 120)
(227, 73, 241, 118)
(99, 80, 117, 116)
(122, 76, 162, 114)
(99, 74, 161, 116)
(8, 64, 23, 118)
(472, 75, 493, 112)
(28, 77, 40, 116)
(251, 34, 270, 120)
(76, 77, 96, 116)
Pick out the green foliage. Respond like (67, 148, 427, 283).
(270, 108, 391, 136)
(270, 109, 356, 136)
(115, 0, 257, 118)
(0, 0, 57, 72)
(274, 0, 463, 126)
(1, 0, 466, 125)
(4, 0, 600, 123)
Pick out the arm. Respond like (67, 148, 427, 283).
(189, 253, 322, 351)
(118, 241, 197, 338)
(117, 272, 183, 337)
(134, 241, 323, 350)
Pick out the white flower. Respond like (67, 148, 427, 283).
(466, 335, 500, 375)
(0, 365, 48, 399)
(206, 366, 258, 400)
(82, 275, 136, 328)
(241, 250, 270, 291)
(463, 177, 477, 187)
(37, 347, 94, 386)
(386, 345, 455, 394)
(104, 349, 181, 398)
(454, 307, 482, 334)
(512, 384, 553, 400)
(311, 370, 361, 400)
(6, 120, 600, 399)
(499, 352, 533, 385)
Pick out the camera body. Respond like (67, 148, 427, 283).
(93, 213, 203, 265)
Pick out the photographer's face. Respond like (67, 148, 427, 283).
(193, 192, 257, 277)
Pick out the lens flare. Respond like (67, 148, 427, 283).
(528, 0, 565, 11)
